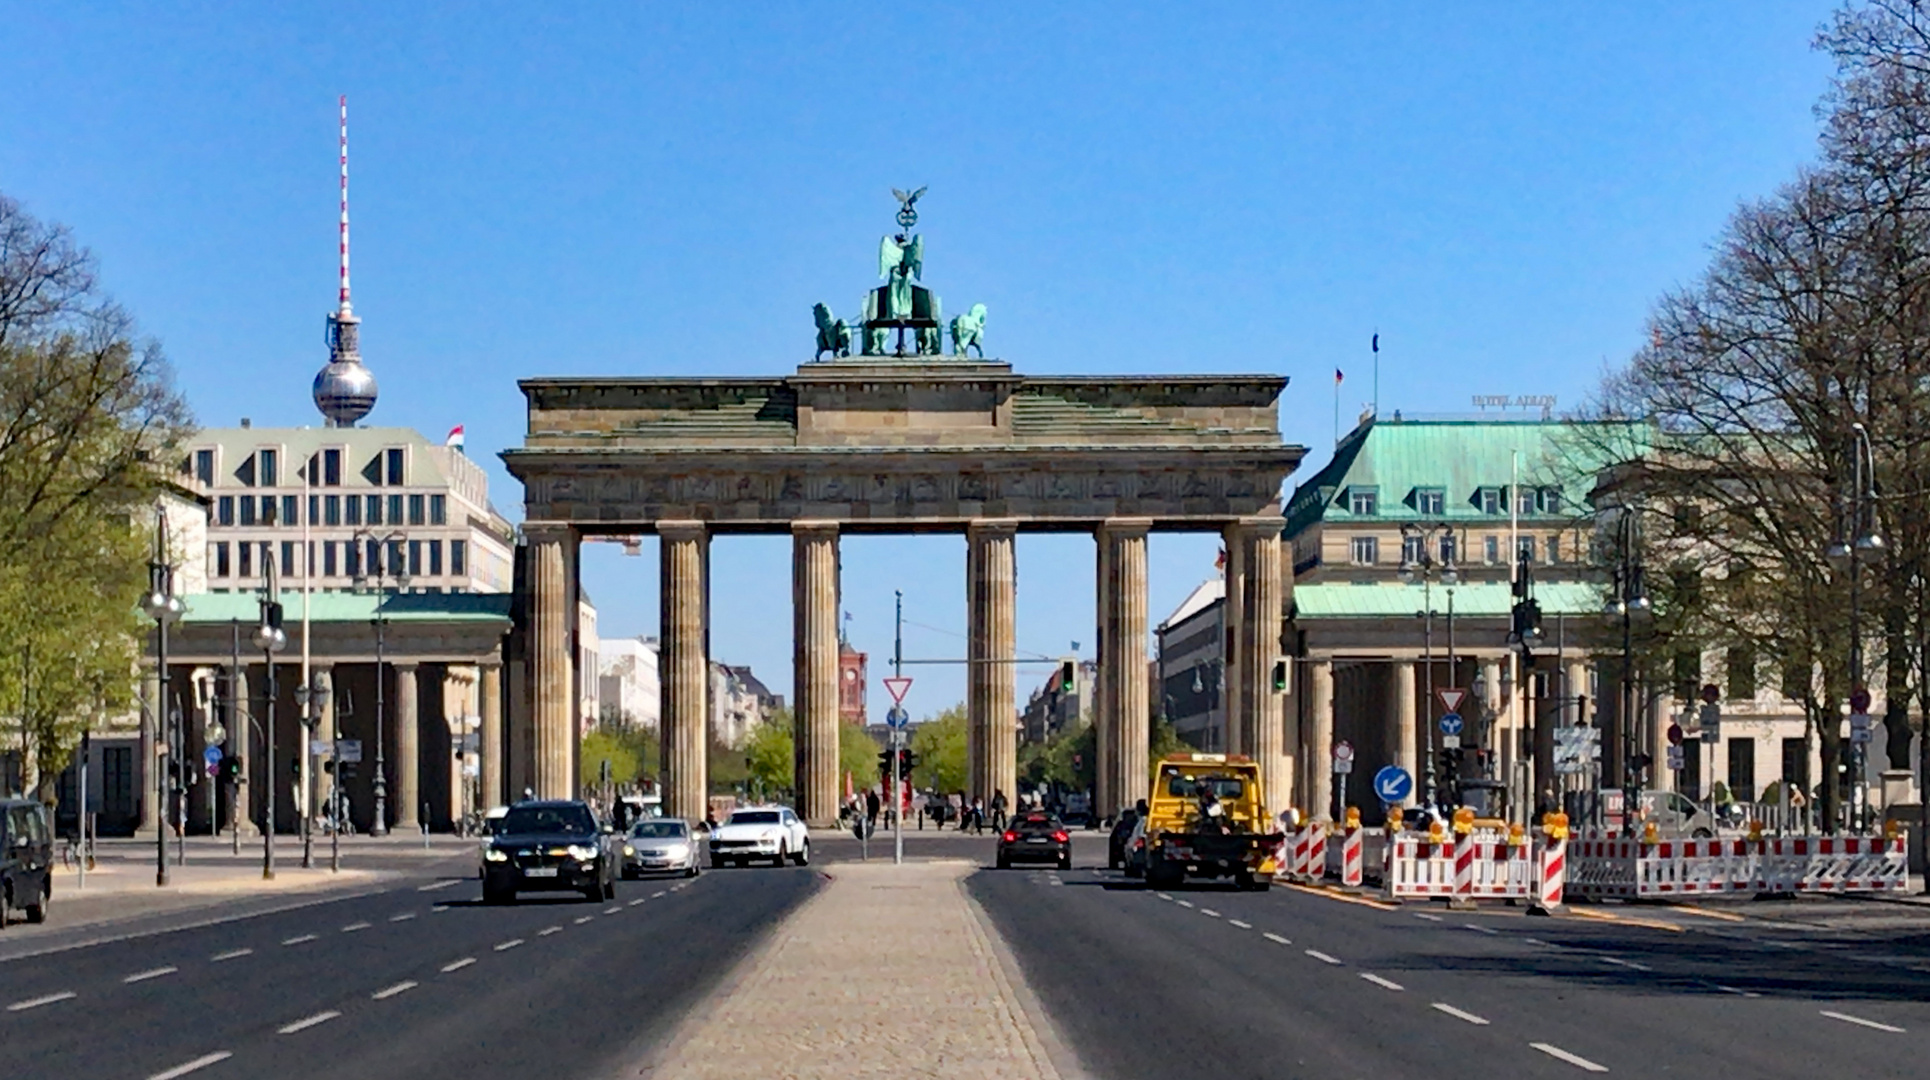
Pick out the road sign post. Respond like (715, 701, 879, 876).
(882, 676, 912, 866)
(1439, 713, 1464, 750)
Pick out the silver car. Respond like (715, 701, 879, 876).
(621, 818, 701, 879)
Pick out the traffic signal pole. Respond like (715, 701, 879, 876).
(894, 590, 904, 866)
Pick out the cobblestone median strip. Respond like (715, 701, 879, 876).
(637, 860, 1073, 1079)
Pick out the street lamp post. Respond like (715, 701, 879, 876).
(141, 505, 186, 888)
(1400, 522, 1459, 814)
(354, 530, 408, 838)
(1826, 422, 1883, 835)
(255, 555, 287, 879)
(1602, 506, 1649, 837)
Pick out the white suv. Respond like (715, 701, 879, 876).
(708, 806, 811, 868)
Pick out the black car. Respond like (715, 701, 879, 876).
(0, 798, 52, 925)
(996, 811, 1071, 870)
(1107, 809, 1141, 870)
(480, 800, 618, 904)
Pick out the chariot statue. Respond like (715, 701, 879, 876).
(810, 187, 985, 360)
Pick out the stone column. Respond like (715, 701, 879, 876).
(480, 661, 503, 809)
(660, 521, 710, 823)
(1093, 529, 1115, 816)
(1221, 522, 1247, 756)
(1480, 657, 1503, 756)
(528, 525, 579, 800)
(394, 662, 420, 831)
(968, 521, 1017, 806)
(793, 522, 841, 826)
(1233, 517, 1292, 817)
(1100, 519, 1151, 817)
(1307, 659, 1334, 820)
(1388, 660, 1417, 806)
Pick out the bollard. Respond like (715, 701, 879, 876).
(1340, 807, 1364, 888)
(1449, 807, 1477, 911)
(1530, 812, 1569, 916)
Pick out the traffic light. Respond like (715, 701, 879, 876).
(290, 756, 301, 778)
(878, 749, 894, 778)
(901, 749, 920, 777)
(1059, 660, 1076, 693)
(1271, 659, 1289, 693)
(220, 756, 243, 784)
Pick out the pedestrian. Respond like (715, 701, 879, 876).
(991, 789, 1008, 831)
(971, 796, 986, 834)
(865, 788, 881, 829)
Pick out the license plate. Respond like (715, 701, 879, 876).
(1027, 837, 1049, 844)
(525, 867, 559, 878)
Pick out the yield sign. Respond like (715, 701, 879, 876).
(883, 676, 914, 704)
(1436, 687, 1467, 715)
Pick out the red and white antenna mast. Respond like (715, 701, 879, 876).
(338, 93, 351, 314)
(314, 93, 376, 427)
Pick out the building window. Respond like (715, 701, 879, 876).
(1440, 535, 1458, 566)
(1349, 536, 1379, 565)
(1540, 488, 1561, 514)
(238, 496, 256, 527)
(408, 539, 423, 576)
(1483, 536, 1499, 564)
(1726, 644, 1757, 701)
(1348, 490, 1377, 516)
(366, 494, 382, 525)
(1479, 489, 1502, 515)
(1545, 535, 1560, 565)
(324, 495, 341, 526)
(428, 539, 443, 576)
(369, 538, 385, 576)
(1781, 737, 1809, 791)
(1727, 738, 1757, 802)
(386, 447, 405, 486)
(345, 495, 362, 526)
(1415, 489, 1444, 516)
(322, 448, 342, 486)
(322, 541, 337, 577)
(281, 540, 297, 577)
(1515, 488, 1537, 516)
(1400, 534, 1424, 566)
(1516, 536, 1536, 564)
(451, 540, 467, 577)
(308, 495, 319, 526)
(1672, 650, 1700, 702)
(259, 449, 278, 487)
(281, 495, 299, 527)
(429, 494, 446, 526)
(213, 542, 230, 577)
(341, 541, 357, 578)
(238, 542, 253, 578)
(388, 494, 404, 525)
(195, 449, 215, 486)
(387, 539, 406, 578)
(218, 496, 234, 527)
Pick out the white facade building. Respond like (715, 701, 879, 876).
(598, 636, 661, 730)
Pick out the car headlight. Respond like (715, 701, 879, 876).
(663, 843, 690, 859)
(566, 844, 599, 862)
(623, 845, 636, 857)
(484, 848, 509, 863)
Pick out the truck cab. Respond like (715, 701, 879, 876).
(1141, 754, 1283, 890)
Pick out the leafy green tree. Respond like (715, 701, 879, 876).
(742, 708, 794, 800)
(840, 718, 880, 788)
(579, 727, 640, 792)
(910, 703, 966, 793)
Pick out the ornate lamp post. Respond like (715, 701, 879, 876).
(293, 671, 332, 868)
(1400, 521, 1459, 813)
(254, 554, 287, 879)
(1826, 422, 1883, 834)
(353, 529, 408, 836)
(1602, 506, 1650, 836)
(140, 505, 186, 887)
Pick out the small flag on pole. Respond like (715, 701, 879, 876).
(1334, 368, 1344, 384)
(445, 425, 466, 449)
(1372, 333, 1379, 354)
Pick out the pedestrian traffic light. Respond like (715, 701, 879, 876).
(1059, 660, 1076, 693)
(220, 756, 242, 784)
(290, 756, 300, 777)
(1271, 659, 1289, 693)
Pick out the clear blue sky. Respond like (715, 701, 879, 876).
(0, 3, 1836, 720)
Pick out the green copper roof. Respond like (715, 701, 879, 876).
(1292, 581, 1605, 619)
(176, 591, 511, 626)
(1284, 417, 1636, 537)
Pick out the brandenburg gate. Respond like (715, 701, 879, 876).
(503, 193, 1305, 826)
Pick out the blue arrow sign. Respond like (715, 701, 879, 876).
(1438, 713, 1464, 736)
(1372, 766, 1413, 804)
(203, 745, 223, 766)
(886, 705, 909, 729)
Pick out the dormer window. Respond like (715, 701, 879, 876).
(1414, 488, 1445, 516)
(1347, 489, 1378, 516)
(1478, 488, 1502, 515)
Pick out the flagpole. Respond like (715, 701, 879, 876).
(1333, 370, 1342, 448)
(1372, 332, 1380, 419)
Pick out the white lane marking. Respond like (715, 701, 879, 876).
(388, 913, 417, 923)
(628, 898, 646, 907)
(573, 915, 596, 925)
(1823, 1010, 1905, 1033)
(210, 948, 253, 963)
(6, 991, 76, 1011)
(1414, 912, 1444, 922)
(371, 980, 418, 1000)
(124, 966, 179, 984)
(431, 905, 451, 913)
(1599, 956, 1653, 972)
(417, 879, 459, 892)
(1050, 880, 1065, 886)
(1463, 923, 1499, 935)
(1360, 972, 1405, 991)
(1229, 919, 1252, 929)
(1522, 937, 1552, 947)
(147, 1051, 233, 1080)
(440, 957, 476, 973)
(651, 890, 667, 898)
(604, 906, 622, 915)
(341, 922, 371, 933)
(1431, 1002, 1490, 1025)
(1155, 892, 1173, 901)
(1531, 1042, 1609, 1072)
(277, 1010, 341, 1034)
(281, 934, 318, 946)
(1714, 984, 1761, 998)
(1176, 900, 1196, 909)
(538, 926, 562, 936)
(1305, 949, 1343, 965)
(1263, 932, 1292, 946)
(1200, 908, 1221, 918)
(494, 939, 523, 952)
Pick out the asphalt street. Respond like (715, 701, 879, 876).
(1, 859, 819, 1080)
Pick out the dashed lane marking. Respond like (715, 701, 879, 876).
(1823, 1010, 1905, 1033)
(538, 926, 562, 936)
(1531, 1042, 1609, 1071)
(573, 915, 595, 925)
(1263, 932, 1292, 946)
(1431, 1002, 1490, 1025)
(1360, 972, 1405, 991)
(1522, 938, 1552, 947)
(388, 913, 417, 923)
(431, 905, 451, 913)
(1305, 949, 1343, 965)
(604, 906, 622, 915)
(651, 890, 667, 898)
(146, 1051, 233, 1080)
(372, 981, 418, 1000)
(1414, 912, 1444, 922)
(628, 898, 646, 906)
(1599, 956, 1653, 972)
(124, 966, 178, 984)
(1155, 892, 1173, 901)
(416, 880, 460, 892)
(341, 922, 371, 933)
(210, 948, 253, 963)
(440, 957, 476, 973)
(494, 939, 524, 952)
(1463, 923, 1499, 935)
(1229, 919, 1253, 929)
(1176, 900, 1196, 909)
(281, 934, 318, 946)
(1200, 909, 1221, 918)
(277, 1010, 341, 1035)
(6, 991, 75, 1011)
(1713, 984, 1761, 998)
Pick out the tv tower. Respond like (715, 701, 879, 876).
(312, 94, 378, 427)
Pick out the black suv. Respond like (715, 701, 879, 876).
(0, 798, 52, 925)
(480, 800, 618, 904)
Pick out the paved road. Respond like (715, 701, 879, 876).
(972, 860, 1930, 1079)
(2, 861, 818, 1080)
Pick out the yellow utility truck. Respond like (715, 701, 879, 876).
(1141, 753, 1284, 891)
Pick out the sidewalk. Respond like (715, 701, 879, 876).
(638, 860, 1074, 1080)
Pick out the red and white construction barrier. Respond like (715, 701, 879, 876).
(1381, 833, 1458, 900)
(1383, 829, 1537, 903)
(1566, 833, 1906, 900)
(1287, 823, 1327, 883)
(1534, 838, 1566, 913)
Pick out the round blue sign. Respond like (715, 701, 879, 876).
(1372, 766, 1413, 804)
(1438, 713, 1465, 736)
(203, 746, 223, 765)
